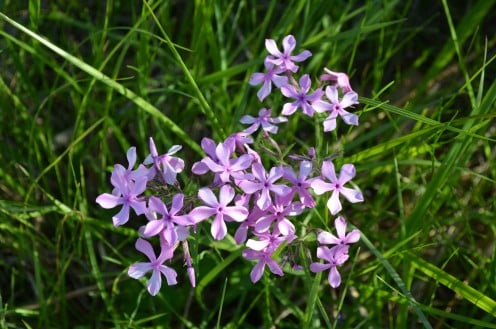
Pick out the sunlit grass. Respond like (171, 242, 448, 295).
(1, 1, 495, 328)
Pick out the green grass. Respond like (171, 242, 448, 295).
(1, 1, 495, 328)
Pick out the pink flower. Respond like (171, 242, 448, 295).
(280, 74, 323, 116)
(281, 161, 317, 208)
(310, 245, 349, 288)
(320, 68, 353, 93)
(249, 59, 288, 101)
(141, 194, 192, 245)
(317, 216, 360, 246)
(310, 161, 364, 215)
(189, 185, 249, 240)
(238, 163, 291, 211)
(144, 137, 184, 185)
(96, 174, 148, 227)
(265, 35, 312, 72)
(240, 108, 288, 135)
(128, 238, 178, 296)
(313, 86, 359, 132)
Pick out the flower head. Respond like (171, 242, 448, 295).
(310, 161, 364, 215)
(249, 59, 289, 101)
(128, 238, 178, 296)
(280, 74, 323, 116)
(189, 185, 249, 240)
(265, 35, 312, 72)
(310, 245, 349, 288)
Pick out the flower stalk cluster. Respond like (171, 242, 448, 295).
(97, 34, 363, 295)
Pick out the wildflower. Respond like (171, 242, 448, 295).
(96, 175, 148, 227)
(240, 108, 288, 135)
(141, 194, 192, 245)
(249, 59, 289, 101)
(199, 139, 253, 184)
(265, 34, 312, 72)
(191, 137, 219, 175)
(313, 86, 359, 132)
(238, 163, 291, 210)
(254, 196, 304, 235)
(310, 161, 364, 215)
(128, 238, 178, 296)
(318, 216, 360, 246)
(320, 68, 353, 93)
(189, 185, 249, 240)
(280, 74, 323, 116)
(144, 137, 184, 185)
(281, 161, 316, 208)
(310, 245, 349, 288)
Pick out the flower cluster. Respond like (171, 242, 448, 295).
(96, 34, 363, 296)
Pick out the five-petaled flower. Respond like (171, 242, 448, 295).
(280, 74, 323, 117)
(128, 238, 178, 296)
(313, 86, 359, 132)
(189, 185, 249, 240)
(249, 59, 289, 101)
(318, 216, 360, 246)
(265, 34, 312, 72)
(311, 161, 364, 215)
(310, 245, 349, 288)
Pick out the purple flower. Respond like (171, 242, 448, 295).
(240, 108, 288, 135)
(310, 245, 349, 288)
(318, 216, 360, 246)
(254, 196, 304, 235)
(280, 74, 323, 116)
(118, 146, 152, 182)
(242, 248, 284, 283)
(249, 59, 289, 101)
(144, 137, 184, 185)
(191, 137, 219, 175)
(96, 174, 148, 227)
(281, 161, 317, 208)
(141, 194, 192, 245)
(189, 185, 249, 240)
(199, 139, 253, 184)
(313, 86, 359, 132)
(238, 163, 291, 211)
(320, 68, 353, 93)
(243, 230, 295, 283)
(265, 35, 312, 72)
(128, 238, 178, 296)
(310, 161, 364, 215)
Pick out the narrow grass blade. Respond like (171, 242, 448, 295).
(360, 232, 433, 328)
(410, 253, 496, 316)
(0, 12, 201, 155)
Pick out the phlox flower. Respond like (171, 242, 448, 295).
(313, 86, 359, 132)
(128, 238, 178, 296)
(320, 68, 353, 93)
(141, 194, 192, 245)
(238, 163, 291, 211)
(310, 161, 364, 215)
(280, 74, 323, 116)
(242, 248, 284, 283)
(249, 59, 288, 101)
(265, 34, 312, 72)
(191, 137, 218, 175)
(281, 161, 316, 208)
(198, 139, 253, 184)
(254, 196, 304, 235)
(240, 108, 288, 135)
(310, 245, 349, 288)
(96, 175, 148, 227)
(243, 230, 295, 283)
(144, 137, 184, 185)
(318, 216, 360, 246)
(189, 185, 249, 240)
(114, 146, 151, 183)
